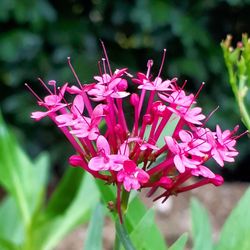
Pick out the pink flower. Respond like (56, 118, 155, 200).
(168, 106, 206, 125)
(191, 165, 215, 178)
(31, 82, 68, 120)
(70, 104, 104, 140)
(159, 90, 194, 107)
(117, 160, 149, 191)
(88, 69, 130, 101)
(29, 48, 244, 221)
(88, 136, 128, 171)
(165, 136, 201, 173)
(178, 130, 211, 157)
(208, 125, 239, 167)
(137, 76, 173, 91)
(55, 95, 84, 127)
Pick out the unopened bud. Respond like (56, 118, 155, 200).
(130, 93, 139, 106)
(69, 155, 83, 167)
(158, 176, 173, 189)
(210, 175, 224, 186)
(143, 114, 153, 124)
(117, 79, 128, 91)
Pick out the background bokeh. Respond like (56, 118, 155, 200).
(0, 0, 249, 179)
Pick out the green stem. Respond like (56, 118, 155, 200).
(226, 64, 250, 130)
(236, 75, 250, 130)
(23, 224, 33, 250)
(113, 190, 133, 250)
(227, 63, 239, 98)
(238, 93, 250, 130)
(121, 190, 130, 213)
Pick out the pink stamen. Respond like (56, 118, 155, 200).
(38, 78, 53, 95)
(67, 57, 93, 114)
(25, 83, 43, 103)
(67, 57, 83, 90)
(233, 130, 249, 140)
(203, 106, 220, 124)
(57, 87, 69, 106)
(102, 58, 108, 82)
(100, 40, 112, 76)
(98, 60, 103, 76)
(48, 80, 57, 95)
(181, 80, 187, 90)
(194, 82, 205, 100)
(157, 49, 166, 78)
(138, 60, 154, 116)
(116, 99, 128, 133)
(146, 59, 153, 78)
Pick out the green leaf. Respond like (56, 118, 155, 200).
(0, 112, 49, 227)
(33, 153, 49, 195)
(45, 167, 85, 217)
(0, 237, 20, 250)
(115, 219, 136, 250)
(169, 233, 188, 250)
(126, 195, 167, 250)
(129, 208, 167, 250)
(191, 198, 213, 250)
(124, 194, 149, 232)
(0, 196, 24, 245)
(216, 188, 250, 250)
(34, 173, 99, 250)
(84, 203, 104, 250)
(129, 209, 154, 249)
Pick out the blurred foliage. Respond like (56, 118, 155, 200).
(190, 188, 250, 250)
(221, 34, 250, 130)
(0, 0, 250, 176)
(0, 111, 99, 249)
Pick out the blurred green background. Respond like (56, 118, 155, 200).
(0, 0, 249, 180)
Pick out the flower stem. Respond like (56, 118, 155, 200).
(121, 190, 130, 213)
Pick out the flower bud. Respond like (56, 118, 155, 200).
(158, 176, 173, 189)
(143, 114, 153, 125)
(130, 93, 139, 106)
(69, 155, 83, 167)
(117, 79, 128, 91)
(210, 175, 224, 186)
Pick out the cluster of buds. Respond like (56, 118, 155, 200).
(27, 46, 243, 221)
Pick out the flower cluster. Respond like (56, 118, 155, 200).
(28, 48, 243, 220)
